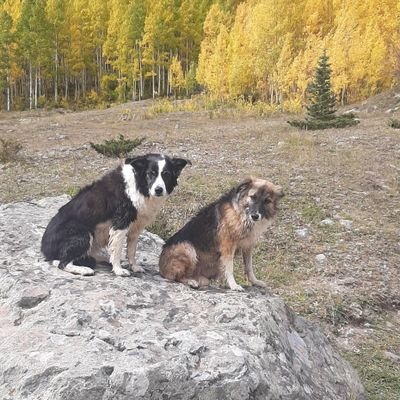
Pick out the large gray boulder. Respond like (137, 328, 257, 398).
(0, 197, 364, 400)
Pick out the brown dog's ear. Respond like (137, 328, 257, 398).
(171, 158, 191, 176)
(236, 177, 253, 194)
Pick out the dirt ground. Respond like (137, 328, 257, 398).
(1, 100, 400, 398)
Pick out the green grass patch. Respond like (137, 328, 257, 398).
(65, 186, 80, 197)
(344, 345, 400, 400)
(300, 199, 326, 224)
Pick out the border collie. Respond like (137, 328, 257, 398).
(41, 154, 189, 276)
(159, 177, 284, 291)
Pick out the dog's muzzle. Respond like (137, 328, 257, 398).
(154, 187, 164, 196)
(251, 213, 261, 221)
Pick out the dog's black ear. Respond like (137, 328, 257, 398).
(171, 158, 191, 176)
(125, 156, 147, 173)
(236, 177, 253, 194)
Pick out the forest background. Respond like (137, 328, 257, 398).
(0, 0, 399, 111)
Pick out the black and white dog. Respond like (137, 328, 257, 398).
(41, 154, 189, 276)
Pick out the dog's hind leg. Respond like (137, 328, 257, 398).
(197, 276, 210, 287)
(159, 242, 198, 287)
(89, 222, 111, 265)
(73, 256, 97, 268)
(57, 233, 95, 276)
(180, 278, 200, 289)
(242, 248, 266, 288)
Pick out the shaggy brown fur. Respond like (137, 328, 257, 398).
(159, 177, 284, 291)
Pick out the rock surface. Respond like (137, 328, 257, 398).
(0, 196, 364, 400)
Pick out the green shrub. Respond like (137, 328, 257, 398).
(288, 115, 360, 130)
(13, 97, 26, 111)
(388, 118, 400, 129)
(0, 137, 23, 163)
(38, 95, 47, 108)
(90, 134, 145, 158)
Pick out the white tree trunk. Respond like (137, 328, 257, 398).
(157, 49, 161, 96)
(6, 74, 10, 111)
(138, 44, 143, 101)
(132, 75, 136, 101)
(34, 66, 38, 109)
(55, 42, 58, 103)
(29, 61, 33, 110)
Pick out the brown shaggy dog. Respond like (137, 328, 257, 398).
(159, 177, 284, 291)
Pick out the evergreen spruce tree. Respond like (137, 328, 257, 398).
(288, 50, 359, 130)
(306, 50, 336, 122)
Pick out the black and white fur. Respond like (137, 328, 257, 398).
(41, 153, 189, 276)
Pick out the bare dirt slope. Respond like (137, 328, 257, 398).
(1, 101, 399, 398)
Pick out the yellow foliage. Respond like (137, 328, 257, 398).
(2, 0, 400, 109)
(169, 55, 185, 95)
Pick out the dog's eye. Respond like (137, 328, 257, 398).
(250, 194, 257, 201)
(162, 171, 171, 178)
(149, 170, 157, 178)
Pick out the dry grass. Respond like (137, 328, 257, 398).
(0, 137, 23, 163)
(0, 101, 399, 399)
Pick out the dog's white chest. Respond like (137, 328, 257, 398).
(239, 218, 272, 249)
(135, 197, 166, 228)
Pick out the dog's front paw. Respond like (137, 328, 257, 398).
(131, 264, 144, 273)
(252, 279, 267, 288)
(113, 268, 131, 277)
(229, 283, 245, 292)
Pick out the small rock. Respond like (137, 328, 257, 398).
(348, 303, 364, 322)
(344, 108, 359, 114)
(320, 218, 334, 226)
(295, 228, 309, 240)
(315, 254, 327, 265)
(189, 345, 207, 355)
(383, 351, 400, 363)
(341, 278, 357, 287)
(340, 219, 353, 229)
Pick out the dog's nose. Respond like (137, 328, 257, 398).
(251, 213, 260, 221)
(155, 187, 164, 196)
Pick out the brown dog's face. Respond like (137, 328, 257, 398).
(236, 178, 284, 222)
